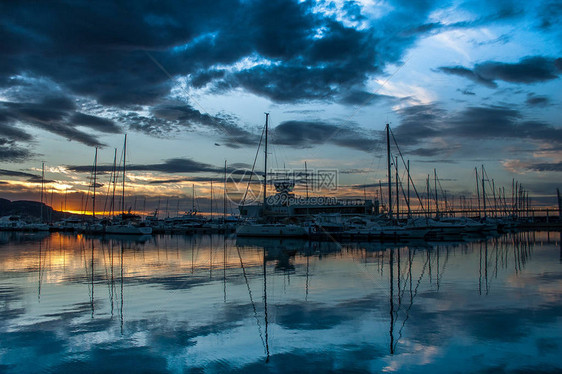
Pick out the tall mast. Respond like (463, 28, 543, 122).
(526, 191, 530, 218)
(407, 160, 411, 217)
(379, 180, 383, 212)
(210, 180, 213, 220)
(395, 156, 399, 222)
(305, 161, 309, 199)
(40, 162, 45, 223)
(122, 134, 127, 215)
(224, 160, 227, 220)
(93, 147, 98, 221)
(111, 148, 117, 217)
(386, 124, 392, 220)
(263, 113, 269, 207)
(192, 184, 195, 212)
(475, 168, 480, 218)
(481, 165, 486, 218)
(434, 168, 438, 217)
(426, 175, 430, 219)
(492, 179, 497, 217)
(511, 179, 515, 216)
(305, 161, 310, 217)
(521, 189, 524, 216)
(516, 181, 520, 216)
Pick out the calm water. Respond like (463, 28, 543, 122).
(0, 231, 561, 373)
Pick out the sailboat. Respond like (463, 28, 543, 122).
(25, 162, 51, 231)
(82, 148, 105, 234)
(236, 114, 309, 238)
(105, 135, 152, 235)
(238, 113, 378, 222)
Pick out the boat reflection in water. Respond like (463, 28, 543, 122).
(0, 231, 561, 372)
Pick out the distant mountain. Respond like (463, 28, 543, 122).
(0, 198, 80, 222)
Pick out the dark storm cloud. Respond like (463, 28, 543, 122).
(67, 157, 221, 174)
(457, 88, 476, 96)
(438, 56, 562, 87)
(271, 120, 379, 152)
(0, 1, 234, 106)
(339, 90, 394, 105)
(437, 66, 497, 88)
(394, 0, 525, 41)
(0, 95, 122, 147)
(70, 112, 121, 133)
(147, 176, 218, 184)
(0, 168, 39, 179)
(536, 0, 562, 29)
(126, 100, 259, 147)
(0, 0, 555, 152)
(0, 140, 32, 162)
(118, 112, 176, 137)
(0, 166, 53, 182)
(525, 162, 562, 172)
(525, 94, 550, 107)
(408, 148, 445, 157)
(393, 104, 562, 156)
(149, 102, 259, 147)
(393, 105, 445, 146)
(209, 12, 385, 103)
(449, 108, 562, 145)
(0, 122, 33, 142)
(148, 174, 262, 185)
(0, 0, 445, 112)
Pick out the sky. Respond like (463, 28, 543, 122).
(0, 0, 561, 215)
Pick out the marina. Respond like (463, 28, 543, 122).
(1, 1, 561, 372)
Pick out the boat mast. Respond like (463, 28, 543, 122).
(511, 179, 515, 216)
(210, 180, 213, 220)
(481, 165, 486, 218)
(263, 113, 269, 207)
(93, 147, 98, 221)
(122, 134, 127, 216)
(192, 184, 195, 212)
(395, 156, 399, 222)
(407, 160, 411, 217)
(40, 162, 45, 223)
(223, 160, 227, 221)
(305, 161, 309, 200)
(475, 168, 480, 218)
(426, 175, 430, 220)
(434, 168, 438, 217)
(305, 161, 310, 217)
(379, 180, 383, 213)
(111, 148, 117, 217)
(386, 124, 392, 220)
(492, 179, 497, 217)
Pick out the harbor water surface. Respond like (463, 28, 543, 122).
(0, 232, 561, 373)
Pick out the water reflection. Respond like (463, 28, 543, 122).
(0, 231, 561, 373)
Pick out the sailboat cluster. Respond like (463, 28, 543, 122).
(1, 120, 559, 238)
(234, 120, 548, 241)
